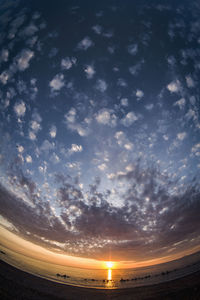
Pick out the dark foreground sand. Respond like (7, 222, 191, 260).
(0, 260, 200, 300)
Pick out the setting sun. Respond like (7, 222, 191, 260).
(105, 261, 114, 269)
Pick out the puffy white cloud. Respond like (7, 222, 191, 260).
(136, 89, 144, 100)
(96, 109, 110, 124)
(127, 43, 138, 55)
(65, 108, 76, 123)
(96, 108, 117, 127)
(117, 78, 127, 87)
(177, 132, 187, 141)
(15, 49, 34, 71)
(77, 36, 94, 50)
(124, 142, 134, 150)
(98, 163, 107, 171)
(75, 125, 89, 137)
(61, 57, 76, 70)
(191, 143, 200, 156)
(14, 101, 26, 117)
(26, 155, 32, 163)
(0, 70, 10, 84)
(40, 140, 54, 152)
(49, 74, 65, 91)
(61, 57, 72, 70)
(65, 108, 89, 137)
(115, 131, 125, 145)
(21, 23, 38, 36)
(49, 125, 57, 138)
(50, 152, 60, 164)
(92, 25, 102, 34)
(120, 98, 128, 107)
(17, 145, 24, 153)
(84, 65, 95, 79)
(121, 111, 138, 127)
(167, 80, 181, 93)
(30, 120, 41, 132)
(145, 103, 154, 110)
(68, 144, 83, 155)
(29, 131, 36, 141)
(96, 79, 107, 92)
(163, 135, 169, 141)
(29, 112, 42, 140)
(174, 98, 185, 110)
(185, 109, 197, 121)
(129, 61, 143, 76)
(0, 49, 9, 62)
(115, 131, 133, 150)
(167, 55, 176, 66)
(185, 75, 195, 88)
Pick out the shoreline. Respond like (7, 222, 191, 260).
(1, 259, 200, 299)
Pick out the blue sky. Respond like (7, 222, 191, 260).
(0, 0, 200, 262)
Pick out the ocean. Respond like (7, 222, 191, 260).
(0, 245, 200, 289)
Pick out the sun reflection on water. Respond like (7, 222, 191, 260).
(108, 269, 112, 280)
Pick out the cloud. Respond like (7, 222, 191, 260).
(114, 131, 133, 150)
(28, 111, 42, 140)
(0, 70, 10, 85)
(177, 132, 187, 141)
(28, 131, 36, 141)
(0, 48, 34, 84)
(84, 65, 95, 79)
(17, 145, 24, 153)
(129, 60, 144, 76)
(65, 108, 89, 137)
(61, 57, 76, 70)
(174, 98, 186, 110)
(121, 111, 138, 127)
(145, 103, 154, 110)
(68, 144, 83, 155)
(167, 80, 181, 93)
(96, 108, 117, 127)
(40, 140, 54, 152)
(98, 163, 107, 171)
(65, 108, 76, 124)
(77, 36, 94, 50)
(25, 155, 32, 163)
(120, 98, 128, 107)
(14, 101, 26, 117)
(30, 120, 41, 132)
(0, 49, 9, 63)
(49, 74, 65, 91)
(185, 75, 195, 88)
(15, 49, 34, 71)
(95, 79, 107, 92)
(124, 142, 134, 150)
(49, 125, 57, 138)
(92, 25, 102, 35)
(191, 143, 200, 156)
(20, 23, 38, 36)
(127, 43, 138, 55)
(117, 78, 127, 87)
(1, 161, 200, 260)
(136, 89, 144, 100)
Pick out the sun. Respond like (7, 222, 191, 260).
(105, 261, 114, 269)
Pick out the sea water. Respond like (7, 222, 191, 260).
(1, 245, 200, 289)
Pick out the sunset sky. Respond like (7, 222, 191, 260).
(0, 0, 200, 269)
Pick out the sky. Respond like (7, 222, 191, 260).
(0, 0, 200, 267)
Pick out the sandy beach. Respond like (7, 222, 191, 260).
(0, 259, 200, 300)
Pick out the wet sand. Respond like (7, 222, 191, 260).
(0, 259, 200, 300)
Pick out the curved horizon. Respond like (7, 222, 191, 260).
(0, 0, 200, 286)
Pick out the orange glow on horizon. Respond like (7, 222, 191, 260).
(105, 261, 114, 269)
(1, 226, 200, 270)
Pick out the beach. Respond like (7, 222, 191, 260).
(1, 259, 200, 300)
